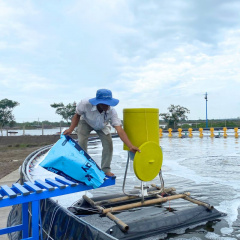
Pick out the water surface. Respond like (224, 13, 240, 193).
(89, 135, 240, 239)
(31, 132, 240, 239)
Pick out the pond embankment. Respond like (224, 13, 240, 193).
(0, 134, 77, 179)
(0, 134, 78, 147)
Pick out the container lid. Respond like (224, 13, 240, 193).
(123, 108, 159, 113)
(133, 141, 163, 181)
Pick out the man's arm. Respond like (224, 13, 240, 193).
(63, 113, 80, 135)
(114, 126, 140, 153)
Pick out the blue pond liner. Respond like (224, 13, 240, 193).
(40, 134, 105, 189)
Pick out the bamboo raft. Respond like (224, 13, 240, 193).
(68, 184, 222, 239)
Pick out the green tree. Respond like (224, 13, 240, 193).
(0, 98, 20, 134)
(159, 104, 190, 129)
(51, 102, 76, 123)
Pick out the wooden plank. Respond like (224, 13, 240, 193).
(45, 178, 66, 189)
(24, 182, 43, 193)
(1, 185, 17, 199)
(35, 179, 55, 191)
(55, 177, 77, 187)
(12, 183, 30, 196)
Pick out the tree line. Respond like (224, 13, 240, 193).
(1, 98, 239, 132)
(0, 99, 76, 132)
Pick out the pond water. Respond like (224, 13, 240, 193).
(1, 127, 62, 136)
(30, 130, 240, 239)
(89, 135, 240, 239)
(2, 127, 117, 136)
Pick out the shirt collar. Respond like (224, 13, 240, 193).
(91, 105, 111, 113)
(91, 105, 97, 112)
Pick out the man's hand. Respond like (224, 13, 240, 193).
(63, 114, 80, 135)
(129, 145, 140, 153)
(63, 128, 73, 135)
(115, 126, 141, 153)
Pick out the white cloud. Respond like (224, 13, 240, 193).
(1, 0, 240, 121)
(0, 1, 41, 50)
(0, 64, 65, 93)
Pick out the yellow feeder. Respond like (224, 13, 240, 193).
(123, 108, 160, 151)
(123, 108, 162, 182)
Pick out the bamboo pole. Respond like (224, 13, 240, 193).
(151, 183, 213, 210)
(102, 193, 190, 214)
(83, 195, 129, 232)
(95, 195, 138, 205)
(94, 187, 176, 206)
(183, 195, 213, 210)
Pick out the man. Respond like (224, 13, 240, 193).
(63, 89, 140, 177)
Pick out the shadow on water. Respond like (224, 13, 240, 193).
(165, 219, 224, 240)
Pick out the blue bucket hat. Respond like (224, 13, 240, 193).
(89, 89, 119, 106)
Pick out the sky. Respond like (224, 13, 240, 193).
(1, 0, 240, 122)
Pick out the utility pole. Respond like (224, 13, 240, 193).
(205, 92, 208, 128)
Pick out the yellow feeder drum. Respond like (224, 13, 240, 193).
(123, 108, 160, 150)
(123, 108, 163, 182)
